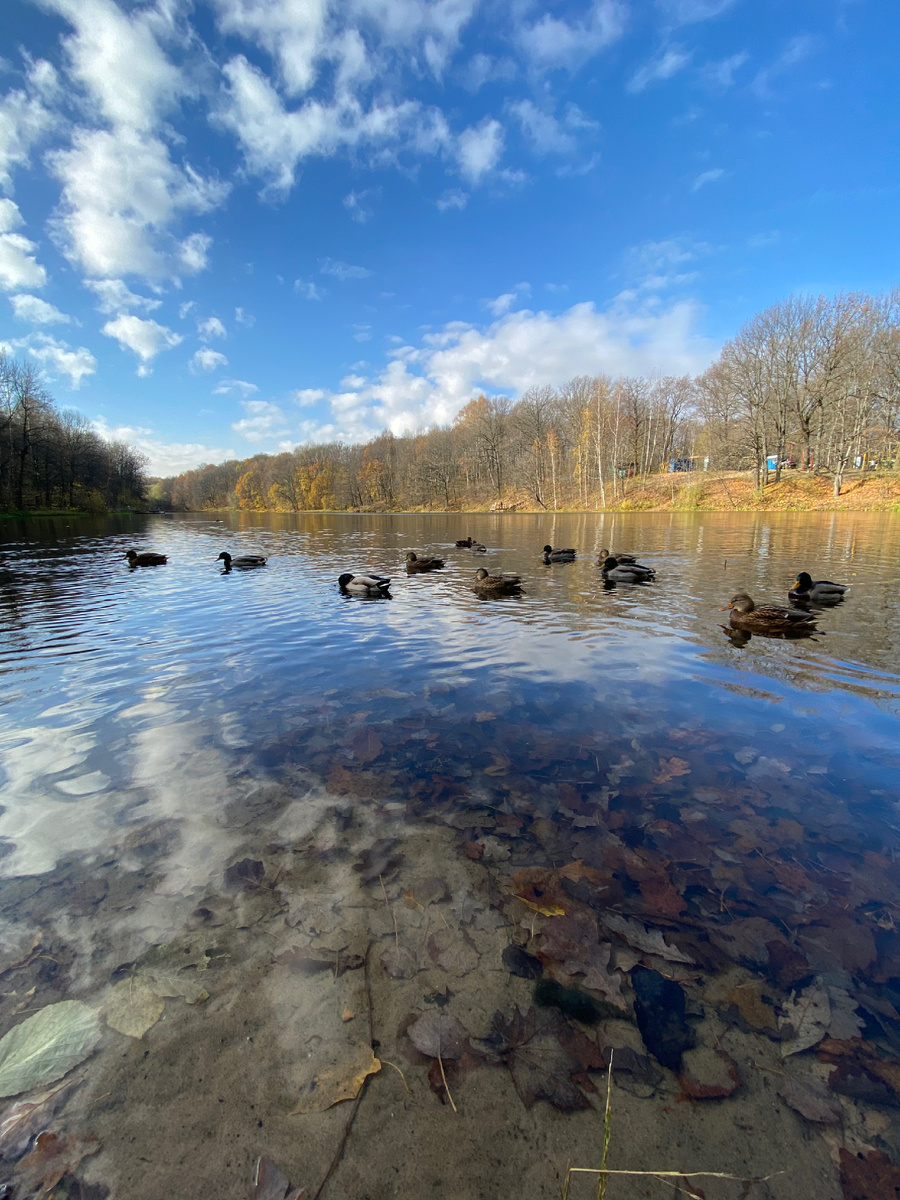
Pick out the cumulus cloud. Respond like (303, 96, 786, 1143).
(85, 278, 162, 315)
(291, 294, 713, 443)
(484, 282, 530, 316)
(234, 306, 254, 326)
(294, 387, 326, 405)
(436, 188, 467, 211)
(198, 315, 226, 340)
(518, 0, 626, 72)
(457, 118, 504, 183)
(213, 378, 257, 395)
(0, 199, 48, 290)
(623, 237, 712, 291)
(231, 398, 289, 441)
(101, 314, 182, 372)
(0, 57, 61, 192)
(628, 46, 691, 92)
(319, 257, 371, 280)
(10, 293, 71, 324)
(2, 331, 96, 388)
(92, 416, 235, 475)
(190, 347, 228, 372)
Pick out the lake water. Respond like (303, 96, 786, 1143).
(1, 511, 899, 1200)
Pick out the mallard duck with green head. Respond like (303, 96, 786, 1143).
(789, 572, 849, 604)
(217, 552, 267, 570)
(338, 573, 391, 595)
(600, 556, 655, 582)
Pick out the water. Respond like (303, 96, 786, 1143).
(1, 511, 899, 1199)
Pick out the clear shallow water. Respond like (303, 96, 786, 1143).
(1, 511, 900, 1199)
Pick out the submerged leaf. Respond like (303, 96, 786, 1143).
(0, 1002, 100, 1099)
(407, 1011, 467, 1060)
(15, 1129, 100, 1194)
(252, 1155, 305, 1200)
(292, 1047, 380, 1113)
(601, 913, 693, 963)
(104, 979, 165, 1039)
(780, 982, 830, 1057)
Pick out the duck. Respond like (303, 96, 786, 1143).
(338, 573, 391, 596)
(789, 572, 849, 605)
(126, 549, 167, 567)
(598, 548, 638, 564)
(406, 552, 445, 572)
(540, 545, 576, 563)
(455, 536, 473, 547)
(722, 593, 817, 636)
(472, 568, 522, 595)
(600, 556, 655, 582)
(217, 551, 267, 569)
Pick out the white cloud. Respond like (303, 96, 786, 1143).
(295, 387, 326, 406)
(198, 315, 226, 340)
(624, 237, 712, 290)
(0, 199, 48, 291)
(190, 347, 228, 372)
(295, 294, 712, 443)
(509, 101, 576, 156)
(319, 257, 371, 280)
(628, 46, 691, 92)
(484, 281, 530, 316)
(457, 118, 503, 184)
(353, 324, 372, 341)
(101, 313, 182, 370)
(231, 398, 289, 442)
(518, 0, 626, 72)
(436, 188, 467, 211)
(210, 0, 329, 97)
(702, 52, 748, 89)
(692, 167, 725, 191)
(0, 57, 61, 192)
(234, 306, 254, 326)
(9, 293, 72, 324)
(48, 128, 227, 281)
(92, 416, 235, 475)
(294, 278, 322, 300)
(460, 53, 517, 92)
(86, 278, 162, 315)
(1, 331, 97, 388)
(343, 188, 376, 223)
(213, 378, 257, 396)
(752, 35, 818, 97)
(657, 0, 738, 25)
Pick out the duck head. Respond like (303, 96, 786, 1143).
(727, 593, 755, 613)
(217, 552, 232, 565)
(600, 557, 618, 570)
(475, 568, 489, 580)
(338, 573, 354, 588)
(793, 571, 813, 591)
(406, 552, 418, 562)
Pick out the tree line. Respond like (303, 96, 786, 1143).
(0, 354, 147, 513)
(160, 289, 900, 512)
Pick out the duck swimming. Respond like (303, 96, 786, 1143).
(600, 556, 655, 582)
(126, 549, 167, 567)
(406, 552, 445, 572)
(338, 573, 391, 595)
(540, 545, 576, 562)
(472, 568, 522, 595)
(723, 593, 817, 636)
(789, 572, 849, 604)
(598, 548, 638, 564)
(217, 552, 267, 569)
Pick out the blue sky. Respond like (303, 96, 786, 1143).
(1, 0, 897, 474)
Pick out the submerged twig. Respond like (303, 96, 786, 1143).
(380, 1059, 411, 1093)
(437, 1053, 458, 1114)
(379, 874, 400, 963)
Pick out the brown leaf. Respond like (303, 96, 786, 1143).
(779, 1073, 842, 1124)
(292, 1047, 380, 1113)
(352, 728, 382, 764)
(462, 841, 484, 861)
(223, 858, 265, 892)
(15, 1130, 99, 1194)
(653, 757, 691, 785)
(557, 1022, 606, 1072)
(0, 1078, 82, 1162)
(407, 1011, 468, 1060)
(252, 1156, 305, 1200)
(537, 916, 628, 1011)
(355, 838, 403, 885)
(275, 947, 365, 976)
(638, 875, 686, 919)
(493, 1007, 590, 1113)
(839, 1149, 900, 1200)
(426, 930, 478, 976)
(723, 981, 778, 1031)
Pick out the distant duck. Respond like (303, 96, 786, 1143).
(455, 536, 473, 547)
(406, 552, 445, 572)
(217, 552, 267, 570)
(472, 568, 522, 595)
(600, 556, 655, 582)
(126, 549, 167, 567)
(338, 573, 391, 596)
(455, 537, 487, 551)
(540, 545, 576, 563)
(723, 593, 817, 636)
(598, 548, 638, 564)
(789, 572, 849, 604)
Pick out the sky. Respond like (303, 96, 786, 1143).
(1, 0, 898, 475)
